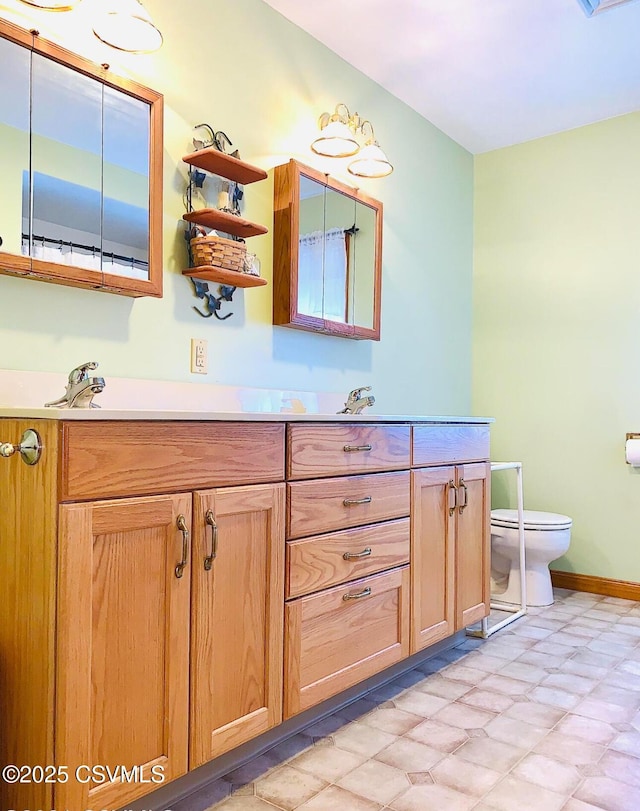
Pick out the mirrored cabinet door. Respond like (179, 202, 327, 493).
(0, 19, 163, 298)
(274, 159, 382, 340)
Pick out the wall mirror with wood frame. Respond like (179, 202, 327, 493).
(0, 19, 163, 298)
(273, 159, 382, 340)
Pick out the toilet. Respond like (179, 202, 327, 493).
(490, 509, 572, 607)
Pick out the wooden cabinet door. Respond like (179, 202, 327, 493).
(190, 483, 285, 768)
(55, 494, 191, 811)
(410, 467, 456, 652)
(455, 462, 491, 629)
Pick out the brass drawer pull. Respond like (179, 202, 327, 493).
(175, 514, 189, 579)
(343, 547, 372, 561)
(343, 444, 372, 452)
(343, 587, 372, 601)
(448, 480, 458, 516)
(458, 479, 468, 514)
(204, 509, 218, 571)
(343, 496, 372, 506)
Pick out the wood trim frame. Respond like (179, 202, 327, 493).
(551, 569, 640, 601)
(0, 18, 163, 298)
(273, 159, 382, 340)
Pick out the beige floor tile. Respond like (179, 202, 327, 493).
(511, 624, 554, 640)
(459, 687, 514, 713)
(288, 744, 367, 782)
(478, 674, 532, 696)
(530, 640, 577, 656)
(505, 699, 565, 728)
(430, 753, 502, 797)
(527, 685, 581, 710)
(254, 765, 327, 811)
(589, 683, 640, 709)
(573, 698, 636, 724)
(338, 759, 410, 805)
(392, 689, 449, 716)
(375, 736, 445, 771)
(432, 701, 496, 729)
(575, 776, 640, 811)
(563, 799, 612, 811)
(454, 736, 527, 771)
(610, 729, 640, 757)
(533, 730, 605, 766)
(541, 672, 596, 695)
(406, 718, 469, 752)
(547, 631, 592, 648)
(462, 652, 511, 673)
(331, 720, 398, 757)
(297, 784, 383, 811)
(554, 713, 617, 744)
(484, 715, 548, 748)
(389, 782, 477, 811)
(571, 649, 619, 668)
(583, 609, 621, 622)
(511, 752, 581, 793)
(516, 650, 568, 669)
(477, 642, 524, 662)
(359, 707, 423, 735)
(599, 750, 640, 787)
(482, 775, 566, 811)
(498, 660, 549, 684)
(587, 639, 631, 658)
(613, 623, 640, 639)
(415, 674, 471, 699)
(441, 663, 492, 685)
(560, 658, 608, 680)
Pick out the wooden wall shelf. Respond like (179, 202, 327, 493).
(182, 266, 268, 288)
(183, 209, 268, 238)
(182, 148, 268, 185)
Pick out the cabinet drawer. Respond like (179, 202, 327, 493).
(286, 518, 410, 598)
(412, 424, 490, 467)
(287, 471, 410, 540)
(284, 566, 410, 717)
(61, 422, 285, 500)
(287, 424, 410, 480)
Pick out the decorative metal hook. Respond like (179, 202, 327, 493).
(191, 279, 236, 320)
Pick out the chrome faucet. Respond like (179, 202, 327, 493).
(337, 386, 376, 415)
(44, 362, 105, 409)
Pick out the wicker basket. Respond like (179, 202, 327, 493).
(190, 230, 246, 271)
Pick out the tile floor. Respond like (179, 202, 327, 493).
(173, 590, 640, 811)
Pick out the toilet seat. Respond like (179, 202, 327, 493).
(491, 508, 572, 531)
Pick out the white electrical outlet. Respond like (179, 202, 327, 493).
(190, 338, 208, 375)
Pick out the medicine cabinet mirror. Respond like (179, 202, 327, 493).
(0, 19, 163, 297)
(273, 159, 382, 340)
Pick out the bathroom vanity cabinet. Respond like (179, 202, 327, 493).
(0, 414, 490, 811)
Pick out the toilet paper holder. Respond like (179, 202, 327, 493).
(626, 433, 640, 465)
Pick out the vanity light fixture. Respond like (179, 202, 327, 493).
(92, 0, 163, 53)
(311, 103, 393, 177)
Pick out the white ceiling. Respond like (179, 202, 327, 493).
(262, 0, 640, 153)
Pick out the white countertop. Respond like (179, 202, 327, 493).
(0, 406, 492, 423)
(0, 369, 493, 423)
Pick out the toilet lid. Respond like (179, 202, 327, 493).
(491, 508, 572, 530)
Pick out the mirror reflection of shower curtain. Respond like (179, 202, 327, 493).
(298, 229, 347, 321)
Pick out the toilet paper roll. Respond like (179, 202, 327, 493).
(625, 438, 640, 466)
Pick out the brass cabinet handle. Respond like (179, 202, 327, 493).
(343, 587, 372, 601)
(448, 480, 458, 516)
(343, 444, 372, 453)
(204, 509, 218, 571)
(343, 547, 372, 560)
(0, 428, 42, 466)
(343, 496, 372, 506)
(458, 479, 468, 514)
(175, 514, 189, 579)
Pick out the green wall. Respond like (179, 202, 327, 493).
(0, 0, 474, 417)
(473, 112, 640, 581)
